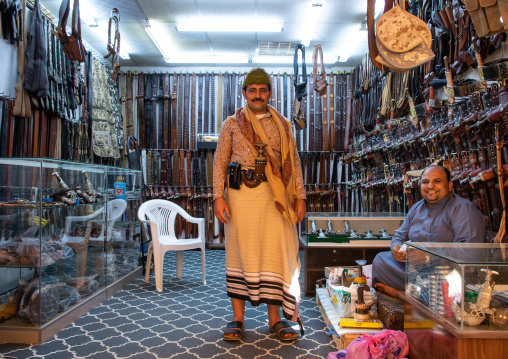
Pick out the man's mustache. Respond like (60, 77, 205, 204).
(252, 98, 264, 102)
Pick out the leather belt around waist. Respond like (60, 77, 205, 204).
(240, 169, 267, 188)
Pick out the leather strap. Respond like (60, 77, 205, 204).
(204, 73, 210, 134)
(125, 72, 134, 138)
(183, 73, 190, 149)
(160, 149, 169, 185)
(157, 73, 164, 149)
(177, 74, 183, 149)
(222, 72, 229, 131)
(319, 152, 326, 184)
(301, 77, 308, 151)
(329, 73, 336, 151)
(315, 88, 323, 152)
(312, 44, 327, 88)
(210, 74, 216, 134)
(308, 75, 315, 151)
(172, 149, 179, 186)
(190, 73, 197, 150)
(32, 108, 40, 157)
(237, 74, 243, 109)
(276, 74, 282, 113)
(270, 73, 276, 106)
(171, 74, 177, 149)
(151, 73, 159, 149)
(198, 74, 204, 135)
(25, 116, 31, 158)
(283, 73, 288, 118)
(144, 74, 153, 149)
(186, 151, 192, 186)
(322, 80, 329, 152)
(137, 73, 145, 148)
(206, 150, 214, 186)
(179, 150, 186, 186)
(217, 73, 223, 133)
(163, 73, 170, 149)
(228, 73, 235, 116)
(120, 72, 127, 152)
(479, 60, 508, 82)
(344, 73, 352, 152)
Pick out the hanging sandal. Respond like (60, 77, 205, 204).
(270, 320, 299, 341)
(223, 321, 245, 341)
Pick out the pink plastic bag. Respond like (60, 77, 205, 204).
(346, 330, 408, 359)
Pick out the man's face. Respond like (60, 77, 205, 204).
(420, 167, 453, 205)
(243, 84, 271, 115)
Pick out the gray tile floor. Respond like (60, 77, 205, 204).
(0, 250, 337, 359)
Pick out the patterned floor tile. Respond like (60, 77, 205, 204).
(0, 250, 337, 358)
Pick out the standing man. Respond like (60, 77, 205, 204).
(372, 165, 486, 298)
(213, 68, 307, 342)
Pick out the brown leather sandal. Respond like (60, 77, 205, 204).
(270, 320, 298, 341)
(223, 321, 245, 341)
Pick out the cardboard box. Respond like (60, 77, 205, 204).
(329, 282, 376, 318)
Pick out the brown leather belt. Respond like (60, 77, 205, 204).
(329, 73, 335, 151)
(210, 73, 216, 134)
(161, 150, 169, 185)
(308, 75, 315, 151)
(344, 73, 353, 152)
(125, 72, 134, 138)
(177, 74, 183, 149)
(276, 74, 282, 113)
(190, 73, 197, 149)
(322, 83, 329, 151)
(163, 73, 170, 149)
(204, 73, 210, 134)
(144, 74, 153, 149)
(171, 74, 177, 149)
(156, 74, 164, 149)
(137, 73, 146, 148)
(183, 73, 190, 149)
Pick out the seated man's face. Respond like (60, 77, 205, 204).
(420, 167, 453, 204)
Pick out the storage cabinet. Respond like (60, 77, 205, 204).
(301, 212, 405, 296)
(0, 158, 142, 344)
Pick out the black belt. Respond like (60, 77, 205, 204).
(137, 73, 146, 148)
(163, 73, 170, 149)
(479, 60, 508, 81)
(204, 73, 210, 134)
(171, 74, 177, 149)
(177, 74, 183, 149)
(198, 74, 204, 135)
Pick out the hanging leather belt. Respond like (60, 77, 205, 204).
(301, 76, 308, 151)
(315, 92, 323, 152)
(32, 107, 40, 157)
(172, 149, 179, 186)
(125, 72, 134, 138)
(228, 73, 235, 117)
(177, 74, 184, 149)
(152, 150, 160, 186)
(182, 73, 189, 149)
(276, 74, 282, 113)
(152, 73, 160, 149)
(161, 149, 169, 185)
(190, 73, 197, 150)
(137, 73, 146, 148)
(204, 73, 210, 134)
(308, 75, 315, 151)
(200, 150, 208, 187)
(24, 115, 31, 158)
(198, 74, 204, 136)
(144, 73, 153, 149)
(39, 110, 48, 157)
(319, 152, 326, 184)
(237, 74, 243, 109)
(171, 74, 178, 149)
(322, 84, 329, 152)
(210, 73, 216, 134)
(217, 73, 223, 133)
(329, 73, 336, 152)
(270, 73, 276, 107)
(290, 74, 300, 151)
(5, 101, 14, 157)
(221, 72, 228, 131)
(186, 151, 192, 188)
(120, 73, 127, 153)
(207, 150, 214, 186)
(179, 150, 186, 186)
(163, 73, 170, 149)
(283, 73, 288, 118)
(157, 74, 164, 149)
(344, 73, 353, 152)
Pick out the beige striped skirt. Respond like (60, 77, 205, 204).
(225, 181, 301, 323)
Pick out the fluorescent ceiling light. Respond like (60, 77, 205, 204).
(252, 55, 336, 64)
(165, 55, 249, 64)
(119, 50, 130, 60)
(301, 1, 324, 47)
(144, 21, 172, 62)
(175, 21, 283, 32)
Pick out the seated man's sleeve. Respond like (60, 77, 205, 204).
(390, 209, 414, 250)
(451, 203, 487, 243)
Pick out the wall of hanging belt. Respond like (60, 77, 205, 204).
(335, 0, 508, 241)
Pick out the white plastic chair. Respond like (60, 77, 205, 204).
(138, 199, 206, 292)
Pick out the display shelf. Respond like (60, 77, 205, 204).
(0, 158, 143, 344)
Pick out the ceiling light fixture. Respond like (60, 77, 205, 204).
(301, 1, 324, 47)
(119, 50, 130, 60)
(252, 55, 336, 64)
(144, 20, 172, 62)
(175, 21, 283, 32)
(165, 55, 249, 64)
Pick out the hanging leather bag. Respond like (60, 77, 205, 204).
(293, 43, 308, 101)
(464, 0, 507, 37)
(52, 0, 87, 62)
(312, 44, 328, 96)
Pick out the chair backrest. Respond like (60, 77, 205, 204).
(138, 199, 188, 241)
(107, 198, 127, 228)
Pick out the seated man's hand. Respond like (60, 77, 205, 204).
(391, 245, 407, 262)
(407, 249, 428, 266)
(214, 197, 230, 224)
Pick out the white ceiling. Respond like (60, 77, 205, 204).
(38, 0, 384, 69)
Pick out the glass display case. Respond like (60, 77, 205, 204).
(406, 242, 508, 335)
(197, 133, 218, 149)
(0, 158, 142, 344)
(301, 212, 405, 296)
(303, 212, 405, 244)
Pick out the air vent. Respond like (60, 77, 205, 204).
(258, 42, 297, 56)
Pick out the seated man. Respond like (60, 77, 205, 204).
(372, 165, 486, 298)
